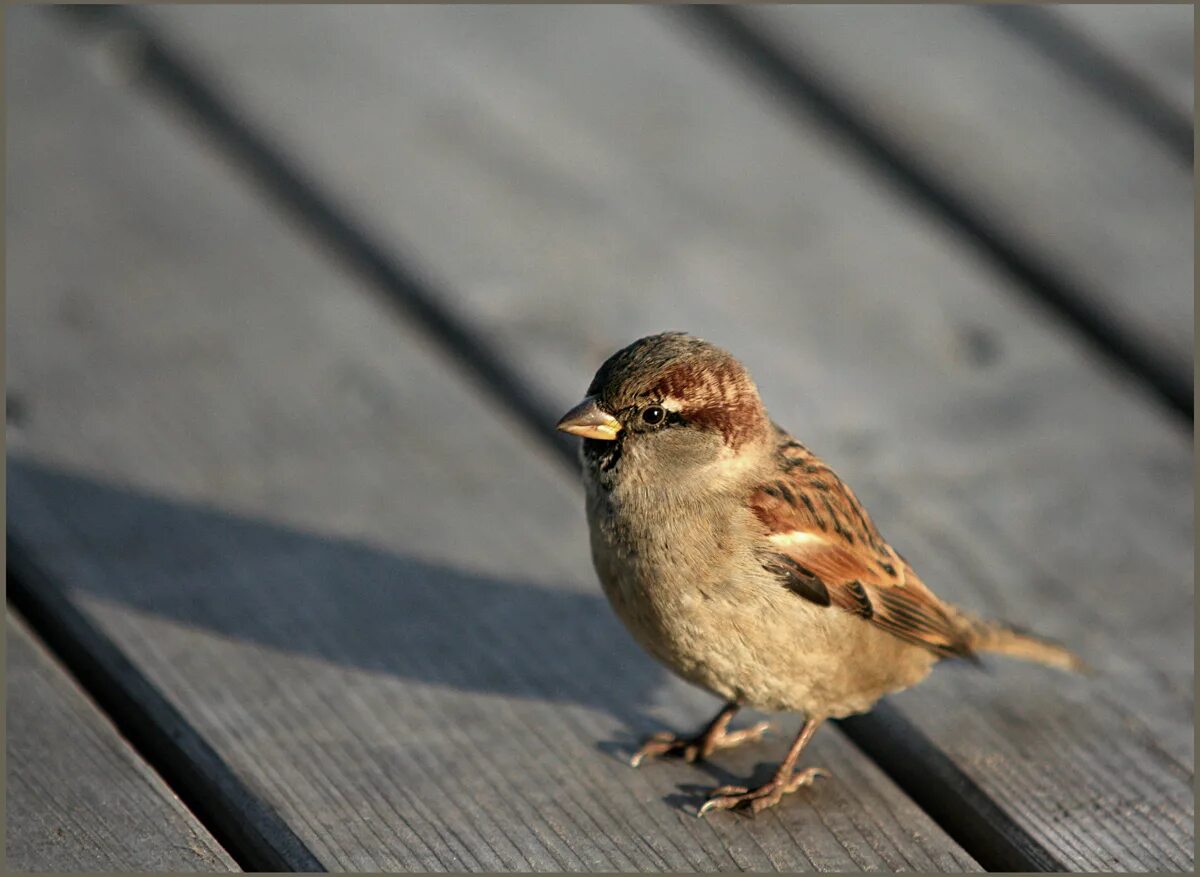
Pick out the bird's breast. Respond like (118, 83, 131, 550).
(584, 482, 765, 681)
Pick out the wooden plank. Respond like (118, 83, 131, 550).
(5, 613, 238, 872)
(131, 5, 1194, 870)
(975, 5, 1192, 168)
(5, 9, 978, 871)
(1054, 4, 1194, 121)
(740, 4, 1192, 400)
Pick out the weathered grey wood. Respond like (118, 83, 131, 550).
(5, 613, 238, 872)
(133, 5, 1194, 870)
(976, 4, 1193, 166)
(6, 9, 978, 871)
(1054, 4, 1194, 121)
(741, 4, 1192, 393)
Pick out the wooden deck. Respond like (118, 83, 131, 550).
(6, 5, 1192, 872)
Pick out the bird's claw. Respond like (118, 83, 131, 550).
(629, 721, 771, 768)
(629, 734, 702, 767)
(698, 767, 828, 817)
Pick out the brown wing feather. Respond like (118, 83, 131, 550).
(751, 427, 975, 660)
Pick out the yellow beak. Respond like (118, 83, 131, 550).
(555, 397, 622, 441)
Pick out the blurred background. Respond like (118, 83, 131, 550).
(6, 5, 1194, 873)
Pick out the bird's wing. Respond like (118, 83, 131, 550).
(750, 428, 974, 660)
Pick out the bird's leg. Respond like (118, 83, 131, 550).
(699, 718, 828, 817)
(630, 702, 771, 767)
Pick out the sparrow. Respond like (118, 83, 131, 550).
(556, 332, 1084, 817)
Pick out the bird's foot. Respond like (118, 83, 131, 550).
(629, 720, 771, 767)
(698, 766, 828, 817)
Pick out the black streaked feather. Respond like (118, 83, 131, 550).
(842, 580, 874, 619)
(763, 554, 830, 606)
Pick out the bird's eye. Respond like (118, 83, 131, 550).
(641, 405, 666, 425)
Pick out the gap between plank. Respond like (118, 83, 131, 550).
(6, 538, 325, 873)
(838, 704, 1065, 872)
(42, 6, 1074, 871)
(56, 3, 574, 469)
(977, 5, 1192, 167)
(669, 5, 1193, 425)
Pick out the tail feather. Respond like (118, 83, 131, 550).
(957, 612, 1089, 673)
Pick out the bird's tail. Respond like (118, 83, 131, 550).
(957, 612, 1089, 673)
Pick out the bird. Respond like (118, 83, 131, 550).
(555, 331, 1084, 817)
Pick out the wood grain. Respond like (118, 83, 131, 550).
(741, 4, 1192, 392)
(5, 613, 237, 872)
(129, 5, 1193, 869)
(6, 9, 977, 871)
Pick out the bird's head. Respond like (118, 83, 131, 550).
(557, 332, 772, 488)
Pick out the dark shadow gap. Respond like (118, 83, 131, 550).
(52, 3, 576, 470)
(7, 538, 325, 872)
(667, 5, 1192, 425)
(838, 704, 1065, 872)
(978, 5, 1192, 167)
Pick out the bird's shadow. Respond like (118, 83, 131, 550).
(8, 458, 698, 768)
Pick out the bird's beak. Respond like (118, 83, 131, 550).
(556, 397, 622, 441)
